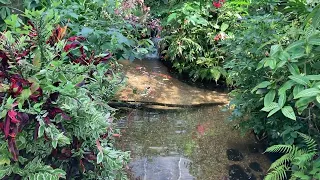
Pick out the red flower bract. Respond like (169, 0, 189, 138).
(213, 0, 225, 8)
(213, 1, 222, 8)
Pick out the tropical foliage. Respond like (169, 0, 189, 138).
(0, 9, 131, 179)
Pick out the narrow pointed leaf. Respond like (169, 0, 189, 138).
(281, 106, 296, 120)
(295, 88, 320, 99)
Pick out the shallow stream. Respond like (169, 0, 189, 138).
(115, 59, 270, 180)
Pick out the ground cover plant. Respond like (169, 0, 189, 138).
(0, 8, 132, 180)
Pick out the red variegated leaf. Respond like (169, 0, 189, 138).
(96, 139, 102, 152)
(34, 122, 40, 140)
(4, 115, 10, 138)
(8, 137, 19, 161)
(8, 110, 19, 124)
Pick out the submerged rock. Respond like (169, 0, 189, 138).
(249, 162, 263, 172)
(129, 156, 195, 180)
(229, 164, 256, 180)
(248, 144, 260, 154)
(227, 149, 244, 161)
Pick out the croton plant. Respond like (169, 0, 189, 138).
(0, 9, 129, 179)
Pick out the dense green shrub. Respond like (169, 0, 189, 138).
(158, 1, 234, 82)
(0, 9, 129, 179)
(222, 1, 320, 178)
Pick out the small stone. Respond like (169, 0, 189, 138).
(227, 149, 244, 161)
(229, 164, 256, 180)
(249, 162, 263, 172)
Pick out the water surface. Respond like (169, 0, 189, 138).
(115, 59, 270, 179)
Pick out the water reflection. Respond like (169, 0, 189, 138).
(116, 107, 270, 180)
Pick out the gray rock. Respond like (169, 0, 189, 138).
(129, 156, 195, 180)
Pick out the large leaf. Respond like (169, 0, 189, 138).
(281, 106, 296, 120)
(289, 75, 310, 86)
(97, 151, 104, 164)
(285, 40, 305, 51)
(0, 166, 11, 179)
(295, 88, 320, 99)
(278, 91, 286, 108)
(0, 0, 11, 4)
(279, 80, 295, 94)
(268, 106, 281, 117)
(306, 75, 320, 80)
(264, 90, 276, 107)
(287, 63, 300, 75)
(262, 102, 279, 112)
(312, 8, 320, 28)
(167, 13, 177, 23)
(264, 58, 277, 69)
(220, 23, 229, 32)
(270, 44, 282, 56)
(252, 81, 271, 93)
(293, 85, 304, 97)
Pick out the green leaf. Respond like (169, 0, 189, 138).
(268, 106, 281, 117)
(289, 75, 310, 86)
(0, 0, 11, 4)
(0, 166, 11, 179)
(309, 38, 320, 45)
(279, 80, 295, 94)
(295, 88, 320, 99)
(220, 23, 229, 32)
(281, 106, 296, 120)
(79, 27, 94, 36)
(264, 90, 276, 107)
(264, 58, 277, 69)
(17, 88, 31, 108)
(52, 169, 66, 178)
(295, 96, 314, 108)
(312, 61, 320, 70)
(97, 151, 104, 164)
(278, 92, 286, 108)
(293, 85, 304, 97)
(52, 140, 58, 149)
(285, 40, 305, 51)
(167, 13, 177, 23)
(312, 8, 320, 28)
(270, 44, 282, 56)
(306, 75, 320, 80)
(317, 95, 320, 103)
(38, 125, 45, 137)
(261, 102, 279, 112)
(33, 48, 41, 68)
(287, 63, 300, 75)
(278, 51, 290, 62)
(252, 81, 271, 93)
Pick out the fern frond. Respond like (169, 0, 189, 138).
(266, 144, 296, 154)
(298, 132, 317, 153)
(265, 165, 289, 180)
(293, 152, 317, 170)
(269, 153, 293, 170)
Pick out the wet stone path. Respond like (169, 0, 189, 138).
(115, 59, 270, 180)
